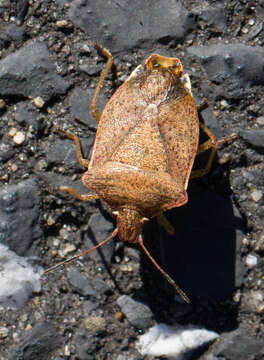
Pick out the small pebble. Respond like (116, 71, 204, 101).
(13, 131, 25, 145)
(250, 190, 263, 202)
(10, 163, 18, 172)
(243, 290, 264, 314)
(120, 264, 134, 272)
(0, 99, 6, 109)
(59, 228, 70, 240)
(256, 116, 264, 126)
(0, 327, 8, 338)
(53, 238, 60, 247)
(218, 152, 230, 165)
(33, 96, 45, 108)
(115, 311, 123, 321)
(248, 18, 255, 26)
(47, 215, 56, 226)
(59, 243, 76, 257)
(25, 324, 32, 331)
(81, 44, 91, 54)
(37, 159, 48, 171)
(219, 99, 228, 110)
(242, 237, 250, 247)
(8, 127, 17, 137)
(64, 344, 71, 356)
(245, 254, 258, 268)
(83, 316, 106, 332)
(56, 20, 70, 28)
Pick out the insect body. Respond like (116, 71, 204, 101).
(85, 52, 199, 244)
(46, 45, 236, 303)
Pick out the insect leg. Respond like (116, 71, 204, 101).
(191, 122, 237, 178)
(157, 214, 175, 236)
(49, 185, 99, 201)
(57, 129, 90, 168)
(90, 43, 114, 123)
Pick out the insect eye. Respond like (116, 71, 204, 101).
(171, 61, 180, 70)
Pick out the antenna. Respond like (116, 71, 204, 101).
(138, 234, 190, 304)
(44, 228, 118, 274)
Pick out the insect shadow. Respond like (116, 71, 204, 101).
(137, 164, 244, 332)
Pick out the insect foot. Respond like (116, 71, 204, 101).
(45, 44, 237, 304)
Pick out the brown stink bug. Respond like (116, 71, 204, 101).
(46, 44, 236, 303)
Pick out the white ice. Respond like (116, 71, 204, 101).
(0, 244, 43, 308)
(136, 323, 219, 359)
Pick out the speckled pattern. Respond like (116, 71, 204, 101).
(82, 57, 199, 242)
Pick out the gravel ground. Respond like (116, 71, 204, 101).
(0, 1, 264, 359)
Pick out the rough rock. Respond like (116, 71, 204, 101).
(0, 40, 71, 101)
(188, 44, 264, 99)
(9, 321, 63, 360)
(117, 295, 153, 329)
(69, 0, 195, 52)
(0, 180, 42, 256)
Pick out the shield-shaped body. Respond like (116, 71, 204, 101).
(82, 55, 199, 243)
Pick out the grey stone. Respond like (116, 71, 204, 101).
(75, 330, 98, 360)
(188, 44, 264, 99)
(240, 129, 264, 149)
(0, 180, 42, 256)
(0, 40, 71, 101)
(9, 321, 63, 360)
(69, 0, 195, 52)
(201, 327, 264, 360)
(191, 6, 227, 33)
(0, 23, 25, 48)
(117, 295, 153, 329)
(15, 101, 45, 133)
(0, 141, 15, 163)
(68, 267, 110, 297)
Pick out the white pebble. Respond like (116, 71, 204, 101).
(0, 327, 8, 338)
(245, 254, 258, 268)
(250, 190, 263, 202)
(33, 96, 45, 108)
(8, 127, 17, 137)
(13, 131, 25, 145)
(59, 243, 76, 257)
(56, 20, 69, 28)
(220, 99, 228, 109)
(256, 116, 264, 126)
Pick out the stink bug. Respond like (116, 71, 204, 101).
(46, 44, 236, 303)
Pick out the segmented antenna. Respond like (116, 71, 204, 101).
(138, 234, 190, 304)
(44, 228, 118, 274)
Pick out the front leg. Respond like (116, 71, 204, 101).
(49, 185, 99, 201)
